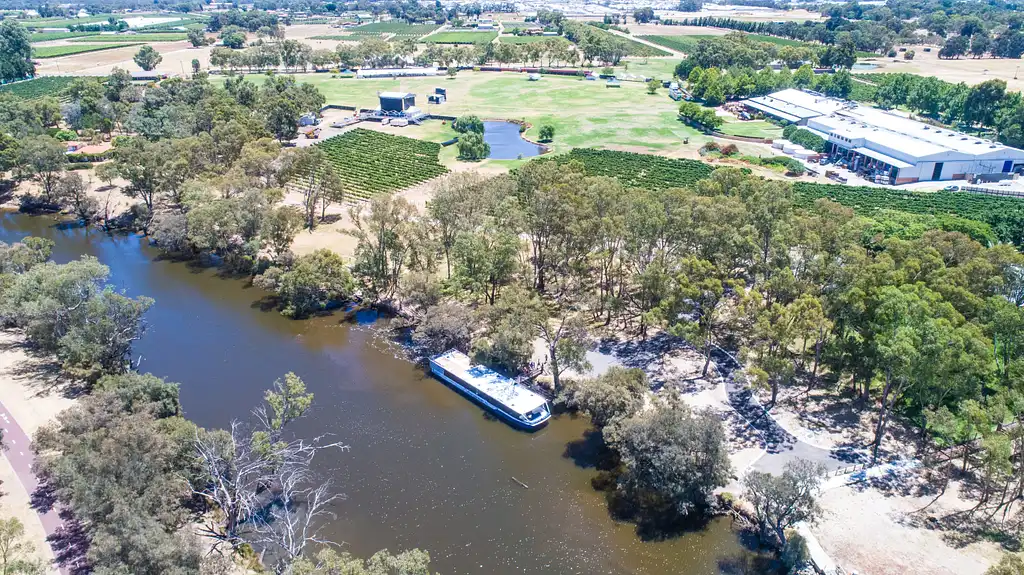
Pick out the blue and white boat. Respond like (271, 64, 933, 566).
(429, 350, 551, 430)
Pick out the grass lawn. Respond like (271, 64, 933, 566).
(718, 119, 783, 139)
(637, 35, 714, 53)
(348, 22, 439, 36)
(498, 35, 563, 44)
(235, 71, 706, 155)
(32, 43, 139, 58)
(69, 33, 186, 42)
(20, 14, 114, 27)
(613, 58, 681, 80)
(425, 31, 499, 44)
(29, 31, 100, 43)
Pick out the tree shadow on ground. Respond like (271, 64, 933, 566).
(0, 335, 89, 400)
(29, 478, 58, 514)
(595, 332, 692, 391)
(48, 513, 90, 575)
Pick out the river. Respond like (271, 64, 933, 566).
(0, 213, 764, 575)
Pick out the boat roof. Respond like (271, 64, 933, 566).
(431, 350, 548, 415)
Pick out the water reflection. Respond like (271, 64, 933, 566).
(0, 212, 768, 574)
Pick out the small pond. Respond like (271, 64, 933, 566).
(851, 62, 879, 70)
(483, 121, 545, 160)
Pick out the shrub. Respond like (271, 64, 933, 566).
(787, 128, 827, 153)
(720, 143, 739, 157)
(53, 129, 77, 142)
(904, 49, 915, 60)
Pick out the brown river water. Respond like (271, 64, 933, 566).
(0, 213, 765, 575)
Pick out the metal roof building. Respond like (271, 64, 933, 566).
(741, 89, 1024, 184)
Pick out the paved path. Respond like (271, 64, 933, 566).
(0, 401, 73, 575)
(709, 347, 867, 474)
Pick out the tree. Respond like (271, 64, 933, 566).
(457, 131, 490, 161)
(964, 79, 1005, 128)
(262, 205, 304, 258)
(743, 459, 826, 549)
(0, 516, 45, 575)
(187, 28, 210, 47)
(192, 58, 201, 75)
(134, 45, 164, 71)
(412, 302, 476, 356)
(609, 402, 731, 517)
(0, 21, 34, 83)
(254, 249, 355, 318)
(537, 312, 590, 392)
(558, 366, 647, 428)
(17, 135, 66, 204)
(453, 115, 484, 134)
(264, 96, 301, 142)
(668, 258, 739, 377)
(425, 171, 493, 279)
(349, 194, 417, 303)
(940, 35, 969, 59)
(538, 124, 555, 142)
(34, 375, 203, 574)
(190, 373, 344, 559)
(987, 553, 1024, 575)
(56, 172, 99, 223)
(287, 547, 437, 575)
(646, 78, 660, 95)
(283, 146, 344, 229)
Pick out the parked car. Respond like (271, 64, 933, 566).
(943, 185, 960, 191)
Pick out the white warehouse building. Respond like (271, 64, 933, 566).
(742, 89, 1024, 184)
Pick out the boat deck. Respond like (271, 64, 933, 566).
(430, 350, 548, 417)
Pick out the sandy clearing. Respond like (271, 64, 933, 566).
(34, 40, 214, 76)
(813, 480, 1002, 575)
(0, 333, 77, 439)
(862, 48, 1024, 92)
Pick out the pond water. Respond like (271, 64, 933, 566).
(483, 121, 545, 160)
(0, 213, 766, 575)
(851, 63, 879, 71)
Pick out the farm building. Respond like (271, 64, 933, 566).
(741, 88, 1024, 184)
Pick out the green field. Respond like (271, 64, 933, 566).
(315, 128, 449, 200)
(29, 31, 99, 42)
(500, 22, 537, 32)
(230, 68, 707, 154)
(0, 76, 87, 99)
(637, 35, 712, 53)
(33, 43, 137, 58)
(19, 14, 114, 27)
(425, 31, 499, 44)
(498, 35, 565, 44)
(718, 120, 783, 139)
(348, 22, 439, 37)
(70, 33, 186, 42)
(548, 148, 715, 189)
